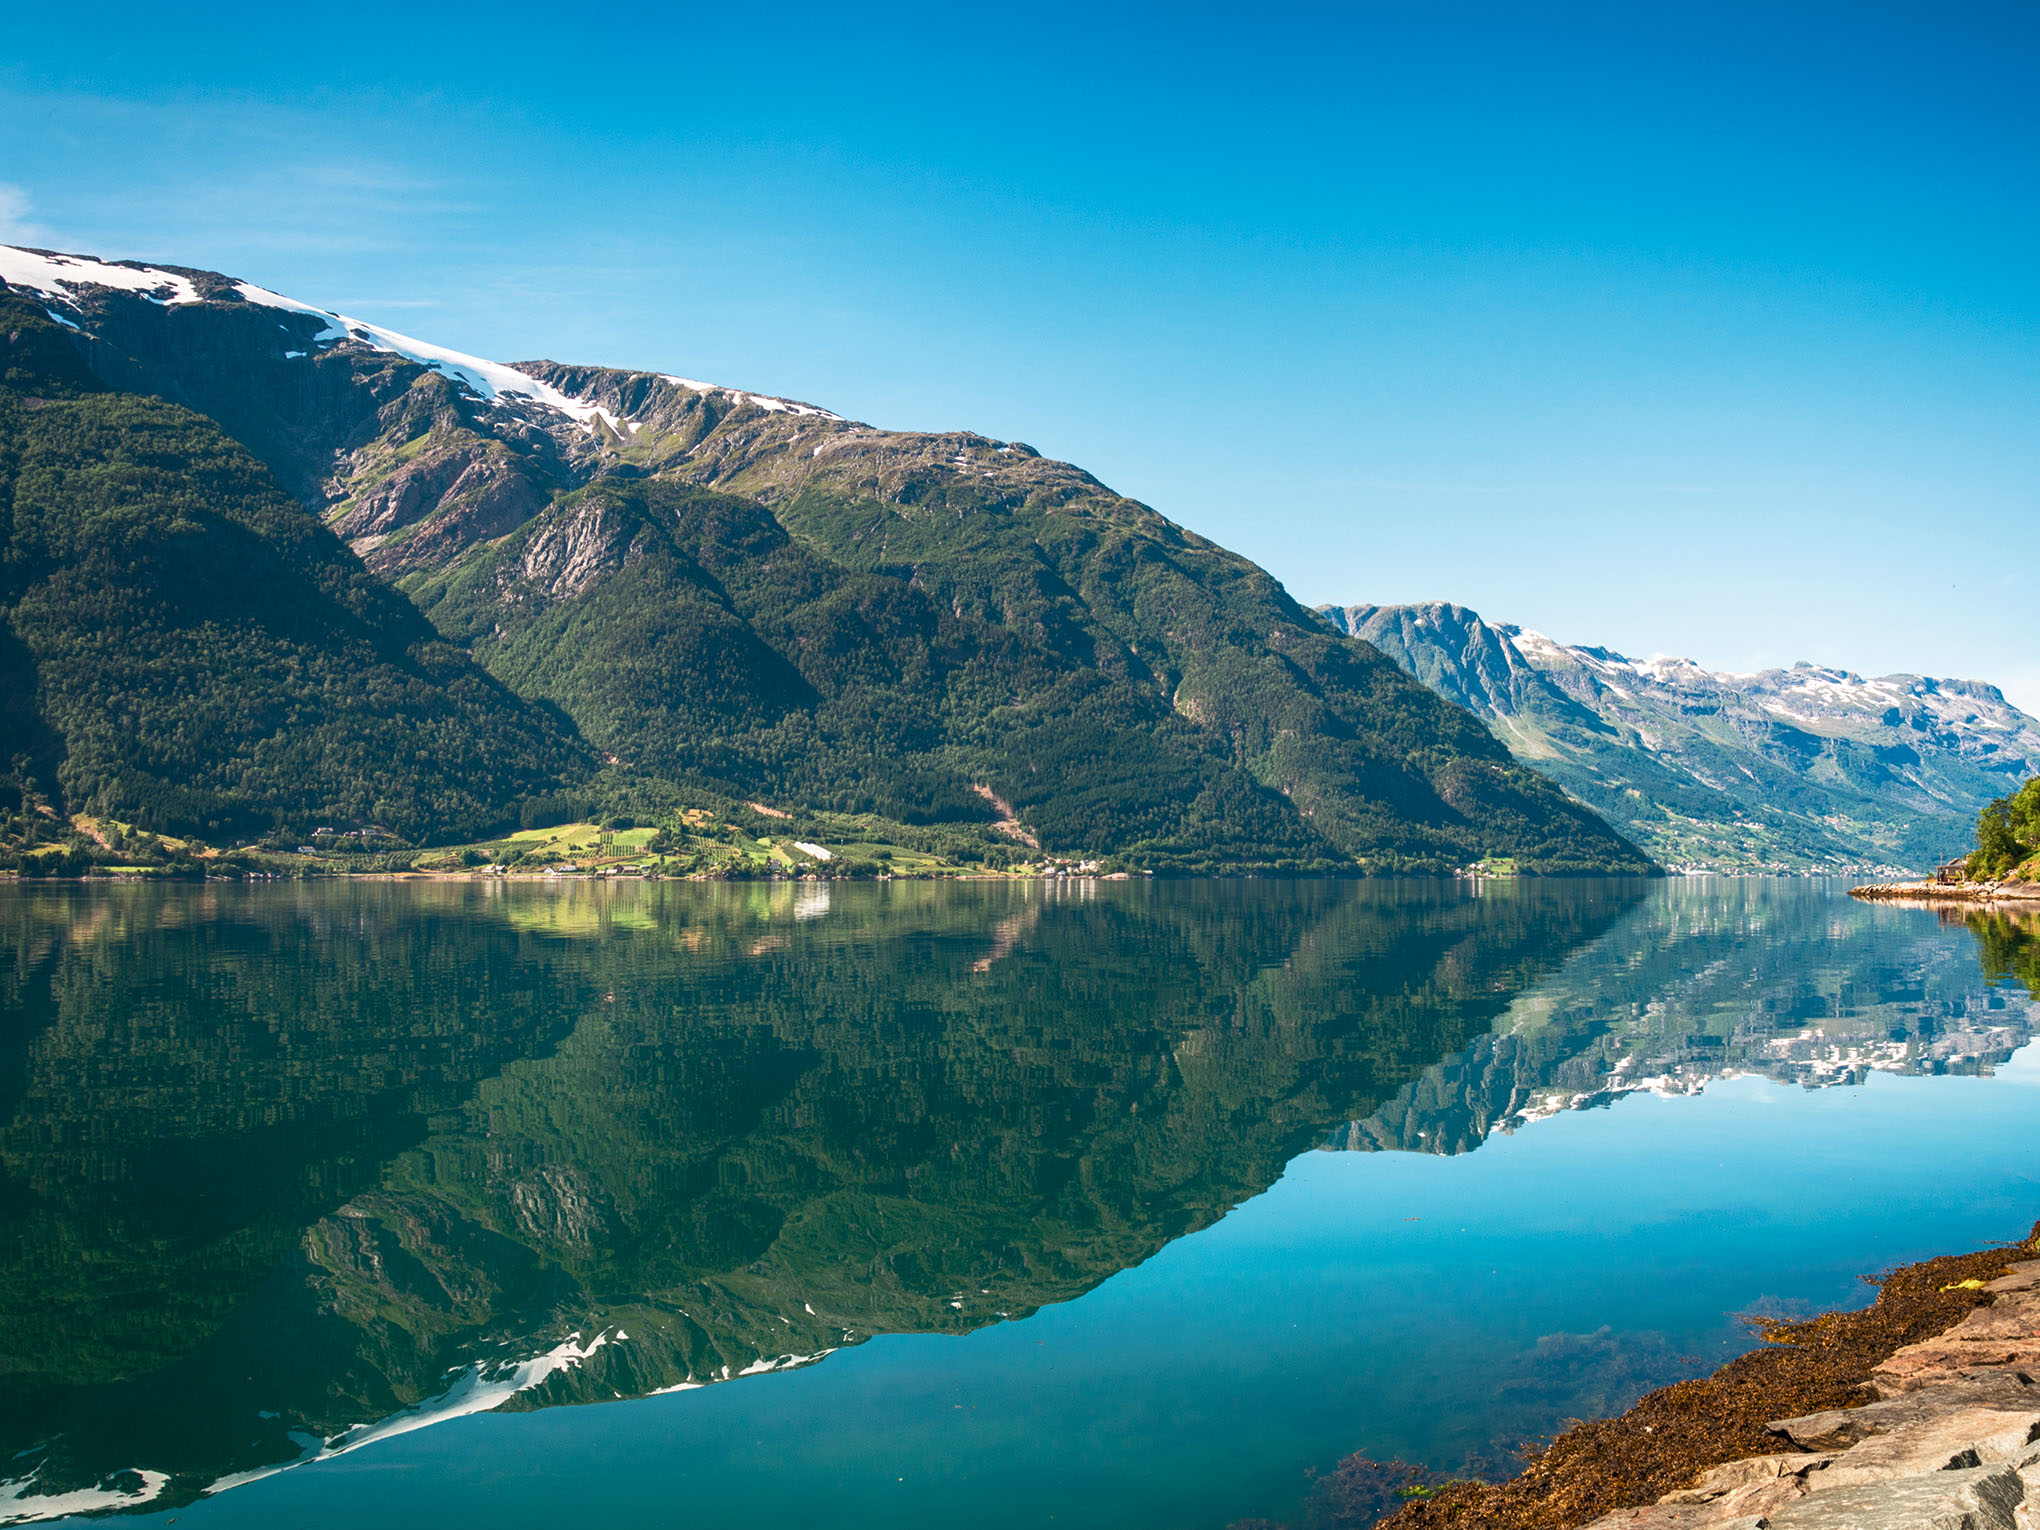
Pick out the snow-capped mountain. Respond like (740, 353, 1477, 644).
(0, 245, 832, 429)
(1323, 602, 2040, 874)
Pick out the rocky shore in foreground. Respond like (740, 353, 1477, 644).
(1851, 881, 2040, 906)
(1377, 1225, 2040, 1530)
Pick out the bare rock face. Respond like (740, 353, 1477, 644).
(1584, 1262, 2040, 1530)
(332, 443, 553, 576)
(1871, 1269, 2040, 1394)
(506, 498, 644, 603)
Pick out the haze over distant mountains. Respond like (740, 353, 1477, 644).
(0, 246, 1651, 874)
(1324, 602, 2040, 874)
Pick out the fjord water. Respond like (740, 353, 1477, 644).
(1, 880, 2034, 1529)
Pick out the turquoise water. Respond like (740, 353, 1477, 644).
(0, 878, 2032, 1528)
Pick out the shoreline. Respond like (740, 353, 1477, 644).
(1851, 880, 2040, 906)
(1370, 1223, 2040, 1530)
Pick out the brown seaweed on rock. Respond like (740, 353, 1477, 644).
(1364, 1222, 2040, 1530)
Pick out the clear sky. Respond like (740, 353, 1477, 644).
(4, 3, 2035, 708)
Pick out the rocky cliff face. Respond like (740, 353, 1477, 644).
(1324, 601, 2040, 874)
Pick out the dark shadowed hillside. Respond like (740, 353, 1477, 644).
(0, 289, 588, 841)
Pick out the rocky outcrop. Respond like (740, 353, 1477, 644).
(333, 443, 551, 575)
(1584, 1260, 2040, 1530)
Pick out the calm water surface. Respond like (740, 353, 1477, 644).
(0, 877, 2034, 1528)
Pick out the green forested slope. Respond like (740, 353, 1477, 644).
(0, 294, 587, 840)
(1969, 777, 2040, 881)
(408, 475, 1649, 872)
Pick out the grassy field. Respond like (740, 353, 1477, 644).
(2, 802, 1132, 883)
(377, 811, 1107, 880)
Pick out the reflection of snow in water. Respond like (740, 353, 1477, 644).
(180, 1331, 841, 1510)
(0, 1468, 171, 1525)
(321, 1331, 617, 1457)
(181, 1332, 622, 1503)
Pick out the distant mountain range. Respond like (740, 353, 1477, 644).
(0, 246, 1651, 874)
(1322, 602, 2040, 873)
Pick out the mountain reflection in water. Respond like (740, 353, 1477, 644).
(1340, 880, 2037, 1155)
(0, 878, 2027, 1523)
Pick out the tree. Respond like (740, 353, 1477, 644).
(1970, 778, 2040, 879)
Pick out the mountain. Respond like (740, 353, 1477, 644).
(0, 246, 1654, 873)
(1322, 602, 2040, 874)
(0, 287, 587, 843)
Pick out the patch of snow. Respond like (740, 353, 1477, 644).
(195, 1327, 633, 1500)
(313, 1330, 615, 1462)
(735, 1350, 836, 1378)
(0, 245, 198, 306)
(661, 374, 842, 421)
(233, 283, 626, 432)
(40, 307, 79, 330)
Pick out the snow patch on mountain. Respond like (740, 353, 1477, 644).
(0, 246, 198, 305)
(4, 244, 852, 437)
(0, 1468, 171, 1524)
(3, 244, 850, 439)
(231, 281, 629, 433)
(1326, 600, 2040, 873)
(1515, 632, 2039, 749)
(663, 375, 842, 420)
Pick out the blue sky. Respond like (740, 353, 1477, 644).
(4, 3, 2035, 707)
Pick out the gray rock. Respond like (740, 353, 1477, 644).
(1986, 1265, 2040, 1297)
(1815, 1408, 2040, 1489)
(1581, 1506, 1774, 1529)
(1763, 1462, 2025, 1529)
(1774, 1378, 2040, 1451)
(1665, 1455, 1838, 1503)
